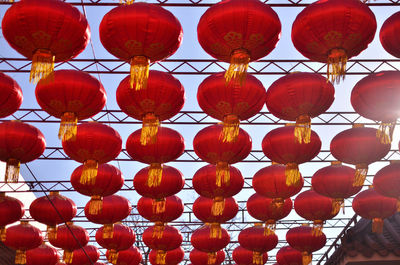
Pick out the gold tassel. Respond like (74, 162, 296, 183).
(15, 250, 26, 265)
(152, 223, 165, 239)
(59, 112, 78, 141)
(207, 252, 217, 265)
(47, 225, 57, 241)
(252, 251, 263, 265)
(120, 0, 134, 4)
(264, 220, 276, 236)
(140, 113, 159, 146)
(5, 158, 20, 183)
(285, 163, 301, 186)
(80, 159, 98, 185)
(312, 220, 323, 236)
(63, 250, 73, 264)
(224, 49, 250, 85)
(211, 197, 225, 216)
(220, 115, 240, 143)
(0, 226, 5, 242)
(353, 164, 368, 187)
(209, 223, 222, 239)
(103, 224, 114, 239)
(216, 161, 230, 187)
(272, 198, 284, 208)
(294, 115, 311, 144)
(88, 195, 103, 215)
(376, 121, 395, 144)
(30, 49, 55, 84)
(130, 55, 150, 90)
(302, 252, 312, 265)
(372, 218, 384, 234)
(152, 198, 166, 214)
(156, 250, 167, 265)
(327, 48, 347, 84)
(332, 198, 344, 215)
(148, 163, 163, 187)
(108, 249, 119, 265)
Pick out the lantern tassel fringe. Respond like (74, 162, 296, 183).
(264, 221, 276, 236)
(108, 250, 119, 265)
(209, 223, 222, 239)
(207, 252, 217, 265)
(224, 49, 250, 85)
(285, 163, 301, 187)
(353, 166, 368, 187)
(130, 56, 149, 90)
(15, 250, 26, 265)
(153, 223, 165, 239)
(332, 199, 344, 215)
(376, 122, 395, 144)
(140, 113, 159, 146)
(0, 227, 5, 242)
(211, 197, 225, 216)
(252, 252, 263, 265)
(272, 198, 284, 208)
(216, 162, 230, 187)
(120, 0, 134, 4)
(88, 196, 103, 215)
(30, 49, 55, 84)
(312, 221, 323, 236)
(327, 48, 347, 84)
(47, 225, 57, 241)
(294, 115, 311, 144)
(59, 112, 78, 141)
(372, 218, 384, 234)
(156, 250, 167, 265)
(148, 163, 163, 187)
(220, 115, 240, 143)
(103, 224, 114, 239)
(80, 160, 98, 185)
(153, 198, 166, 214)
(302, 252, 312, 265)
(5, 158, 20, 183)
(63, 250, 73, 264)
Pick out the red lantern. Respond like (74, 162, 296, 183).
(35, 70, 106, 141)
(286, 226, 326, 265)
(233, 246, 268, 265)
(99, 3, 182, 90)
(262, 125, 321, 186)
(190, 249, 225, 265)
(48, 222, 89, 264)
(0, 72, 23, 118)
(294, 190, 338, 235)
(70, 245, 100, 265)
(197, 0, 281, 84)
(197, 72, 266, 142)
(193, 124, 252, 186)
(62, 123, 122, 186)
(351, 71, 400, 144)
(266, 72, 334, 144)
(352, 188, 397, 233)
(247, 193, 292, 234)
(380, 11, 400, 58)
(252, 164, 304, 203)
(137, 195, 183, 222)
(0, 121, 46, 182)
(134, 165, 184, 199)
(191, 225, 230, 253)
(26, 243, 58, 265)
(126, 127, 184, 187)
(330, 125, 390, 186)
(29, 191, 77, 240)
(96, 224, 135, 265)
(238, 226, 278, 264)
(374, 161, 400, 209)
(193, 196, 238, 227)
(117, 70, 184, 145)
(2, 0, 90, 83)
(4, 221, 43, 265)
(149, 247, 184, 265)
(0, 192, 24, 242)
(291, 0, 376, 83)
(312, 161, 361, 212)
(276, 246, 302, 265)
(106, 246, 142, 265)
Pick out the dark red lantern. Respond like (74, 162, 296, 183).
(312, 161, 361, 212)
(137, 195, 183, 222)
(374, 161, 400, 209)
(262, 125, 321, 186)
(247, 193, 292, 234)
(191, 225, 230, 253)
(70, 245, 100, 265)
(126, 127, 184, 187)
(2, 0, 90, 83)
(190, 249, 225, 265)
(291, 0, 376, 83)
(330, 125, 390, 186)
(0, 192, 24, 242)
(35, 70, 106, 141)
(149, 247, 184, 265)
(351, 71, 400, 144)
(4, 221, 43, 265)
(62, 123, 122, 186)
(380, 11, 400, 58)
(197, 0, 281, 84)
(276, 246, 302, 265)
(117, 70, 184, 145)
(0, 121, 46, 182)
(26, 243, 58, 265)
(0, 72, 23, 118)
(29, 191, 77, 240)
(193, 196, 238, 227)
(99, 3, 182, 90)
(197, 72, 266, 142)
(106, 246, 142, 265)
(193, 124, 251, 186)
(352, 188, 397, 233)
(266, 72, 334, 144)
(233, 246, 268, 265)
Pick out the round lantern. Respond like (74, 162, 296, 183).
(262, 125, 321, 186)
(351, 71, 400, 144)
(4, 221, 43, 265)
(70, 245, 100, 265)
(197, 72, 266, 142)
(380, 11, 400, 58)
(0, 72, 23, 118)
(29, 191, 77, 240)
(106, 246, 142, 265)
(291, 0, 376, 83)
(0, 121, 46, 183)
(117, 70, 185, 145)
(0, 192, 24, 242)
(137, 195, 183, 222)
(197, 0, 281, 84)
(62, 123, 122, 186)
(286, 226, 326, 265)
(330, 125, 390, 186)
(99, 2, 182, 90)
(190, 249, 225, 265)
(26, 243, 59, 265)
(2, 0, 90, 83)
(193, 124, 251, 186)
(374, 161, 400, 209)
(126, 127, 184, 187)
(233, 246, 268, 265)
(149, 247, 184, 265)
(191, 225, 230, 254)
(312, 161, 361, 212)
(276, 246, 302, 265)
(352, 188, 397, 233)
(266, 72, 334, 144)
(35, 70, 106, 141)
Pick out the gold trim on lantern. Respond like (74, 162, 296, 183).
(216, 161, 230, 187)
(225, 49, 250, 85)
(140, 113, 159, 146)
(294, 114, 311, 144)
(353, 164, 368, 187)
(129, 55, 150, 90)
(80, 159, 98, 185)
(148, 163, 163, 187)
(30, 49, 55, 84)
(220, 114, 240, 143)
(59, 112, 78, 141)
(327, 48, 347, 84)
(285, 163, 301, 187)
